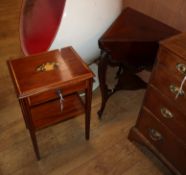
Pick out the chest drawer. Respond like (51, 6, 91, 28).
(137, 108, 186, 174)
(151, 64, 186, 114)
(144, 86, 186, 143)
(158, 47, 186, 79)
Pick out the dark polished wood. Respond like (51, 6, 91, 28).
(129, 33, 186, 175)
(98, 7, 180, 117)
(7, 47, 94, 160)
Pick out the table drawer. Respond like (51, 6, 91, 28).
(137, 108, 186, 174)
(151, 64, 186, 114)
(158, 47, 186, 78)
(29, 81, 86, 106)
(144, 86, 186, 143)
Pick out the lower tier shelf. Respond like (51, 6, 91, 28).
(31, 93, 84, 130)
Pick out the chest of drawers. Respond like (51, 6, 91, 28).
(128, 33, 186, 175)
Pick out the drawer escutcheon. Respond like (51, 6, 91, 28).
(160, 107, 173, 119)
(176, 63, 186, 75)
(149, 128, 163, 141)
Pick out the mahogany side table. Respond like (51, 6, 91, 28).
(7, 47, 94, 160)
(98, 7, 180, 118)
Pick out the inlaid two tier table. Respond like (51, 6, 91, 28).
(7, 47, 94, 160)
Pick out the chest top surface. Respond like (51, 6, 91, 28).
(8, 47, 93, 98)
(160, 33, 186, 60)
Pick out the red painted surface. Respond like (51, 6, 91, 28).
(20, 0, 66, 55)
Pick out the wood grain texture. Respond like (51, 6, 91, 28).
(123, 0, 186, 31)
(8, 43, 94, 160)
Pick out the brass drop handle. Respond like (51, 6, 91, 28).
(149, 128, 163, 141)
(169, 84, 184, 96)
(160, 107, 173, 119)
(176, 63, 186, 75)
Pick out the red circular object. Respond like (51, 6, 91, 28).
(20, 0, 66, 55)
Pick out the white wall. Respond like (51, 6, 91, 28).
(50, 0, 123, 63)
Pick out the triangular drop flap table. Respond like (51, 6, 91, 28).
(7, 47, 94, 160)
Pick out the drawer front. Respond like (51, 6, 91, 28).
(137, 108, 186, 174)
(150, 64, 186, 114)
(144, 86, 186, 143)
(29, 81, 86, 106)
(158, 47, 186, 78)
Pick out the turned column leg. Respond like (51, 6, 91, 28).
(97, 51, 109, 118)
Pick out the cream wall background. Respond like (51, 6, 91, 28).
(123, 0, 186, 31)
(50, 0, 123, 63)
